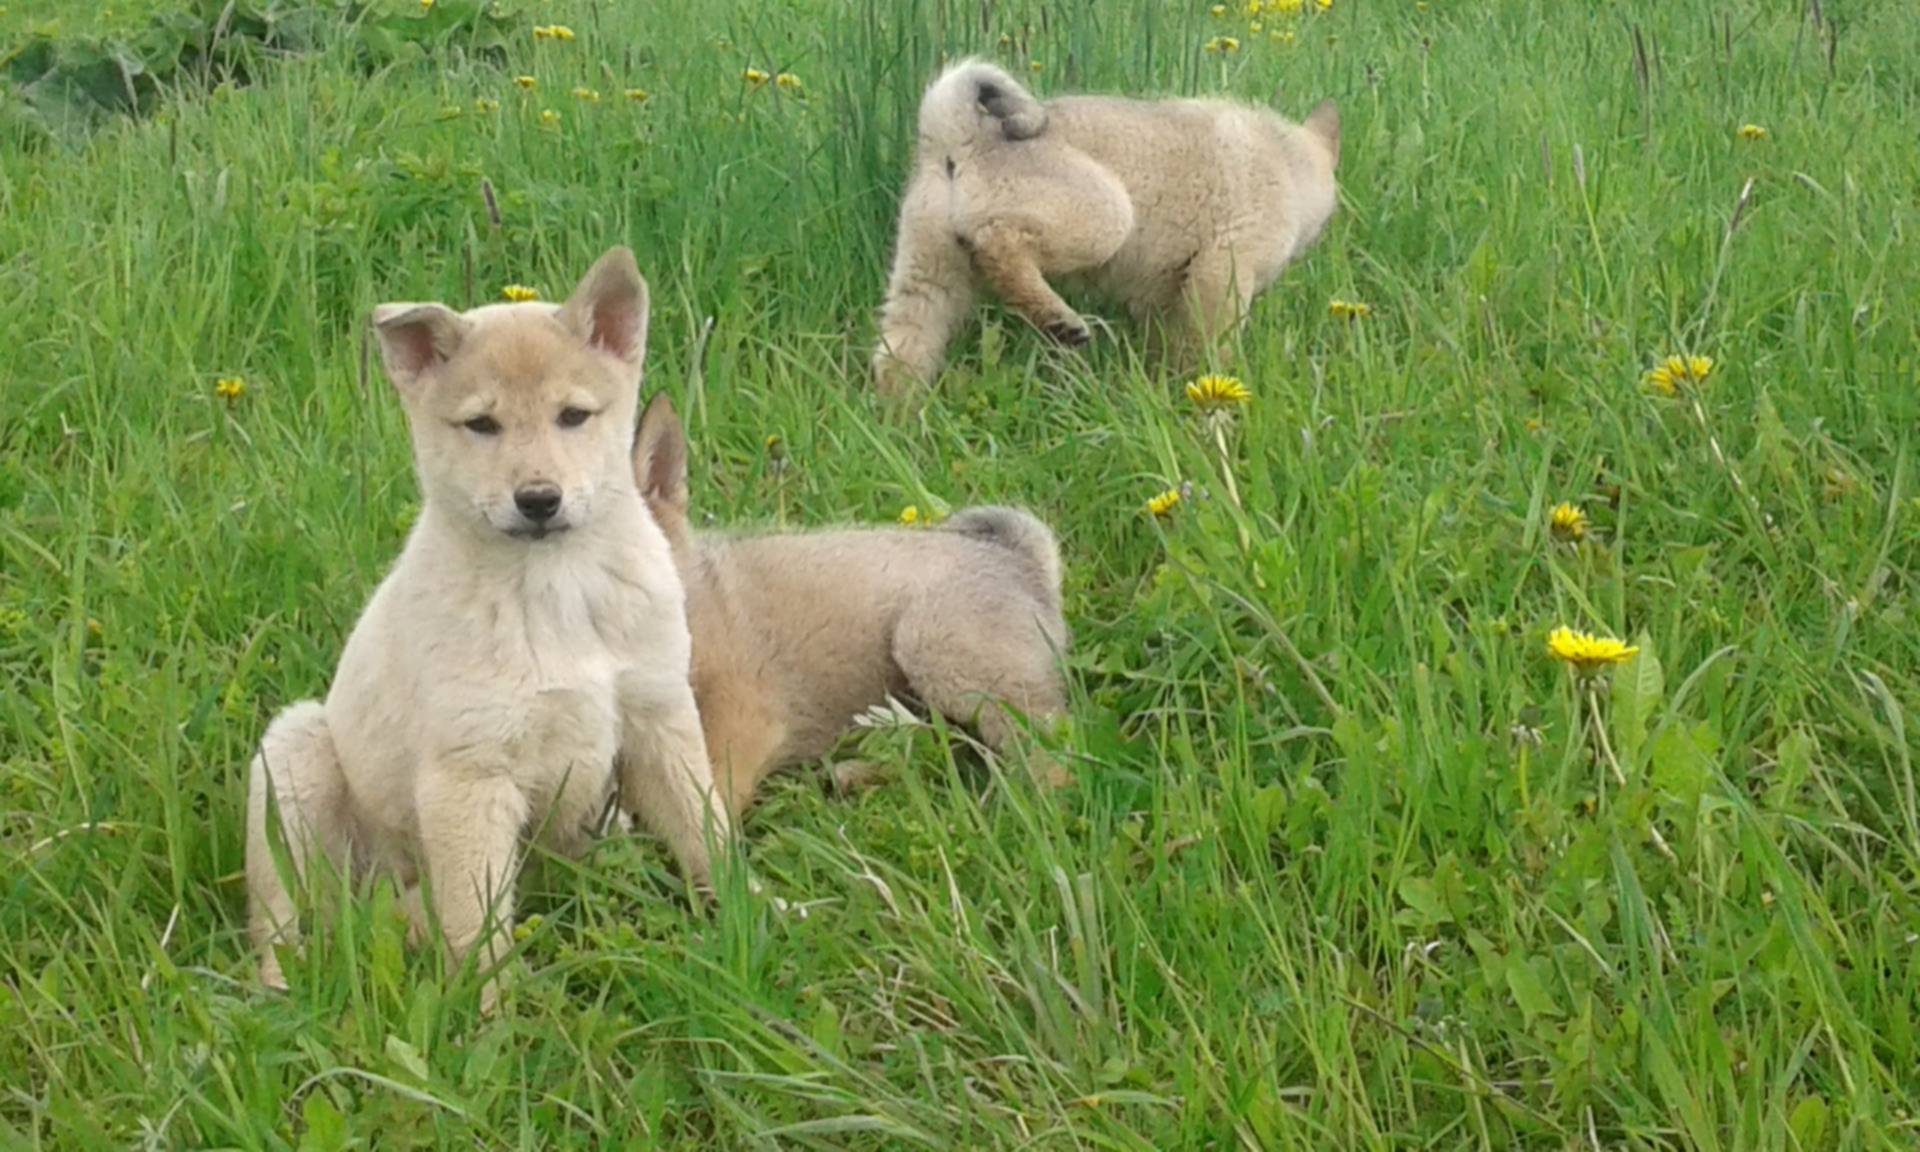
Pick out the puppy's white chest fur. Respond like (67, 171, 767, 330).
(327, 509, 687, 852)
(493, 548, 656, 688)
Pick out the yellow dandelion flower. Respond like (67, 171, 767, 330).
(1204, 36, 1242, 53)
(1546, 627, 1639, 674)
(1209, 3, 1228, 16)
(1272, 28, 1296, 43)
(214, 376, 246, 402)
(1329, 298, 1372, 319)
(775, 72, 803, 92)
(539, 108, 561, 127)
(514, 75, 536, 90)
(1146, 488, 1183, 519)
(1416, 0, 1428, 9)
(625, 87, 650, 103)
(1186, 374, 1252, 410)
(1030, 59, 1044, 72)
(898, 505, 921, 526)
(420, 0, 433, 9)
(1316, 0, 1333, 9)
(1548, 502, 1587, 542)
(501, 284, 540, 302)
(1736, 123, 1768, 141)
(474, 97, 500, 113)
(1246, 0, 1263, 13)
(999, 33, 1013, 46)
(1250, 20, 1264, 33)
(1643, 354, 1715, 396)
(1269, 0, 1303, 11)
(533, 24, 574, 42)
(744, 68, 770, 87)
(573, 86, 601, 102)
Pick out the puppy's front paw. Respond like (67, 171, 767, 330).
(258, 953, 289, 992)
(1026, 750, 1076, 792)
(1045, 317, 1092, 348)
(872, 353, 924, 397)
(828, 759, 888, 796)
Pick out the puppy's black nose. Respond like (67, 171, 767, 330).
(514, 484, 562, 523)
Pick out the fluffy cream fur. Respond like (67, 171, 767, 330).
(874, 58, 1341, 393)
(246, 249, 729, 1006)
(631, 394, 1071, 811)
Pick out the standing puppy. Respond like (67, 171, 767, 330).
(631, 394, 1070, 813)
(246, 249, 730, 1004)
(873, 59, 1340, 394)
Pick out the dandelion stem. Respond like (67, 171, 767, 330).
(1517, 742, 1531, 811)
(1211, 419, 1242, 509)
(1210, 417, 1251, 552)
(1586, 685, 1626, 788)
(1587, 685, 1678, 862)
(1686, 394, 1775, 563)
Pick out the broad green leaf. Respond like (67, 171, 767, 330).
(1396, 875, 1451, 928)
(809, 996, 843, 1058)
(1611, 639, 1664, 770)
(1506, 957, 1561, 1024)
(1788, 1095, 1830, 1150)
(384, 1035, 431, 1085)
(297, 1094, 349, 1152)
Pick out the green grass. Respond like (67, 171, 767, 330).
(4, 0, 1919, 1146)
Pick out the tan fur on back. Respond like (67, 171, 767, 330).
(633, 396, 1071, 812)
(873, 59, 1340, 393)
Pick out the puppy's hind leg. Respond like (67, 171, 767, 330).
(874, 176, 977, 396)
(1180, 245, 1261, 368)
(891, 591, 1072, 788)
(247, 701, 353, 989)
(970, 222, 1094, 348)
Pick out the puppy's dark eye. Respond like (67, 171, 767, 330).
(463, 415, 502, 435)
(558, 407, 593, 429)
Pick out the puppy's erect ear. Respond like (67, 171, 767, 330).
(1303, 99, 1340, 169)
(632, 391, 688, 512)
(559, 246, 650, 369)
(370, 303, 471, 393)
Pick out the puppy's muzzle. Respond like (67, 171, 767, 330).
(509, 483, 567, 538)
(514, 484, 562, 522)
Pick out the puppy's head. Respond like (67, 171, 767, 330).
(1283, 98, 1341, 255)
(372, 247, 650, 541)
(631, 391, 690, 549)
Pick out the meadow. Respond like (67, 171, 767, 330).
(3, 0, 1919, 1146)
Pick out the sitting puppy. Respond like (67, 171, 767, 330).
(873, 59, 1340, 393)
(246, 248, 730, 1004)
(630, 394, 1071, 812)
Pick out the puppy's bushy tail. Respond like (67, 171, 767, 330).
(918, 58, 1048, 155)
(947, 506, 1062, 613)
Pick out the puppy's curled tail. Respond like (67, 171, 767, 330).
(918, 58, 1049, 154)
(947, 506, 1062, 615)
